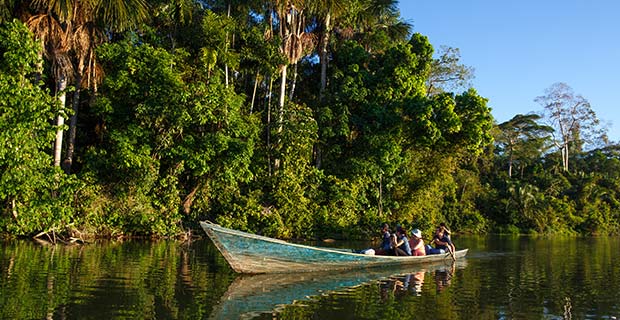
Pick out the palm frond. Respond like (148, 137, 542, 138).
(51, 51, 74, 82)
(31, 0, 74, 22)
(27, 13, 74, 82)
(27, 13, 67, 57)
(83, 56, 103, 90)
(74, 21, 104, 89)
(95, 0, 149, 32)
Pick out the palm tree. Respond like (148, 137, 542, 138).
(0, 0, 19, 22)
(339, 0, 411, 53)
(24, 0, 149, 170)
(1, 1, 71, 167)
(258, 0, 315, 170)
(307, 0, 407, 99)
(95, 0, 149, 32)
(306, 0, 347, 100)
(151, 0, 195, 50)
(64, 1, 104, 172)
(69, 0, 148, 172)
(27, 11, 73, 167)
(269, 0, 314, 129)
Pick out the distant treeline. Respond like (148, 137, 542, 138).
(1, 1, 618, 239)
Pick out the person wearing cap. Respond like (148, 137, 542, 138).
(408, 228, 426, 256)
(439, 222, 456, 254)
(375, 223, 393, 255)
(439, 222, 451, 236)
(426, 227, 452, 254)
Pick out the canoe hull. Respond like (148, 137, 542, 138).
(200, 221, 467, 274)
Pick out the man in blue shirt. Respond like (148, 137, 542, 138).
(425, 227, 452, 255)
(376, 223, 393, 255)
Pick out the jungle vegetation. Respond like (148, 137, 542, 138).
(0, 0, 618, 240)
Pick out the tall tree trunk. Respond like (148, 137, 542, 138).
(267, 76, 273, 176)
(250, 72, 259, 114)
(313, 144, 321, 169)
(378, 174, 383, 216)
(315, 11, 332, 169)
(563, 144, 569, 171)
(53, 76, 67, 167)
(224, 65, 229, 88)
(224, 2, 231, 88)
(35, 43, 44, 84)
(560, 146, 565, 171)
(274, 65, 287, 171)
(11, 199, 17, 220)
(508, 149, 513, 178)
(278, 65, 287, 133)
(319, 11, 331, 100)
(64, 73, 82, 173)
(289, 63, 297, 100)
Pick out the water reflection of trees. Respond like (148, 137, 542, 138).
(1, 237, 619, 319)
(0, 240, 235, 319)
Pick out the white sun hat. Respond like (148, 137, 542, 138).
(411, 229, 422, 239)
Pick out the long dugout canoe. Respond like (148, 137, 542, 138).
(200, 221, 467, 274)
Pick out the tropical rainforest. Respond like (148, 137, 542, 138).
(1, 0, 619, 240)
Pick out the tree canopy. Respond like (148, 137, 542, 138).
(0, 2, 618, 239)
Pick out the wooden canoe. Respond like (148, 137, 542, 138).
(200, 221, 468, 274)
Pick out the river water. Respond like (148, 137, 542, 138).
(1, 235, 619, 319)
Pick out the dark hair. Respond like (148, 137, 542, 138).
(382, 223, 389, 229)
(397, 226, 406, 235)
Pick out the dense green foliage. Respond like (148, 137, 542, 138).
(0, 1, 618, 239)
(0, 20, 83, 236)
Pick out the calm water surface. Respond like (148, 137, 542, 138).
(1, 236, 619, 319)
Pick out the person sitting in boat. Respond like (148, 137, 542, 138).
(439, 222, 451, 237)
(391, 226, 412, 256)
(375, 223, 393, 255)
(425, 227, 452, 255)
(409, 229, 426, 256)
(439, 222, 456, 254)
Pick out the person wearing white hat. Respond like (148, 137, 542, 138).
(409, 228, 426, 256)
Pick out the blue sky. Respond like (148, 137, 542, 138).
(398, 0, 620, 142)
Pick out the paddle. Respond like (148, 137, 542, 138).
(428, 237, 455, 261)
(438, 225, 456, 261)
(447, 244, 456, 261)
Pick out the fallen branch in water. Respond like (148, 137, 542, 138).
(33, 226, 85, 245)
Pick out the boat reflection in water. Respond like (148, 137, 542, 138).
(381, 269, 427, 300)
(210, 259, 467, 319)
(380, 261, 456, 301)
